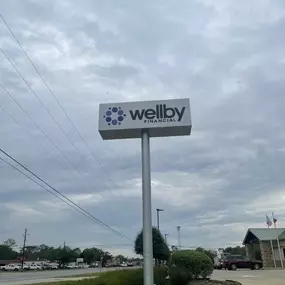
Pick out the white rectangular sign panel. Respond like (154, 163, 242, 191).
(98, 98, 191, 140)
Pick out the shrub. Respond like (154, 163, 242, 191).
(169, 250, 214, 284)
(168, 266, 193, 285)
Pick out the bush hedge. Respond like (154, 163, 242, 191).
(169, 250, 214, 284)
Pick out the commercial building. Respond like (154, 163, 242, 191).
(243, 228, 285, 267)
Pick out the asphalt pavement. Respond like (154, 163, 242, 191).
(0, 267, 119, 285)
(212, 269, 285, 285)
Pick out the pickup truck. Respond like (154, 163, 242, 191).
(29, 264, 42, 270)
(1, 264, 21, 271)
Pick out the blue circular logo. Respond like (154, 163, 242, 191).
(103, 107, 126, 126)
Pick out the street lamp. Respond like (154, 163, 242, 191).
(177, 226, 181, 249)
(164, 233, 169, 244)
(156, 208, 164, 230)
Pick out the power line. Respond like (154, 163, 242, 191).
(12, 243, 133, 250)
(1, 12, 119, 189)
(0, 48, 118, 198)
(0, 84, 107, 200)
(0, 48, 119, 195)
(0, 155, 108, 226)
(0, 13, 118, 191)
(0, 148, 131, 241)
(0, 93, 68, 171)
(0, 153, 130, 241)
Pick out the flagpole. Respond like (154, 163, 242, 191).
(272, 213, 284, 268)
(276, 237, 284, 268)
(266, 215, 276, 268)
(269, 227, 277, 268)
(272, 212, 277, 228)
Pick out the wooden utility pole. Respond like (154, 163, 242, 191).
(21, 228, 28, 269)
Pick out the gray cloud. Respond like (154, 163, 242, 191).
(1, 0, 285, 257)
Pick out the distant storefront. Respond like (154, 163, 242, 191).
(243, 228, 285, 268)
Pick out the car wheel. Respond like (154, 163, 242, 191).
(230, 264, 237, 270)
(254, 264, 260, 270)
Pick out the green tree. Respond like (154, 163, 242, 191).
(20, 245, 40, 260)
(134, 227, 170, 261)
(80, 247, 104, 264)
(225, 246, 246, 256)
(72, 248, 81, 258)
(4, 238, 17, 248)
(115, 254, 127, 263)
(195, 247, 214, 263)
(37, 244, 53, 260)
(54, 246, 77, 266)
(0, 244, 18, 260)
(101, 251, 112, 267)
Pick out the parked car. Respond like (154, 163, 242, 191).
(43, 263, 58, 270)
(49, 263, 59, 270)
(29, 264, 42, 270)
(65, 264, 79, 269)
(214, 257, 223, 269)
(222, 255, 263, 270)
(214, 252, 229, 269)
(22, 264, 31, 270)
(2, 264, 21, 271)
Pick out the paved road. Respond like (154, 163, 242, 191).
(0, 267, 120, 285)
(212, 269, 285, 285)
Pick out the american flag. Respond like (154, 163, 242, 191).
(272, 212, 277, 226)
(266, 215, 272, 227)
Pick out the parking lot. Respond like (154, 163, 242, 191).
(212, 269, 285, 285)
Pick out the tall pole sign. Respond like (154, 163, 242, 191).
(99, 98, 191, 285)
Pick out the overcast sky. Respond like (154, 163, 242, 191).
(1, 0, 285, 258)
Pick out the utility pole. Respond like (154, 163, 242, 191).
(21, 228, 28, 269)
(156, 208, 164, 231)
(164, 233, 169, 244)
(63, 241, 66, 250)
(177, 226, 181, 250)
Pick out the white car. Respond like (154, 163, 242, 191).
(2, 264, 21, 271)
(29, 264, 42, 270)
(66, 264, 76, 269)
(49, 263, 59, 270)
(22, 264, 30, 270)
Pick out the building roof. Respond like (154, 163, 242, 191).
(243, 228, 285, 245)
(0, 260, 21, 265)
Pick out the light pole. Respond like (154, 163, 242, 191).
(177, 226, 181, 249)
(164, 233, 169, 244)
(156, 208, 164, 231)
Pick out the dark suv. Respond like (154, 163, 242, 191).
(222, 255, 263, 270)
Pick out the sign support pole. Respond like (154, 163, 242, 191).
(141, 129, 154, 285)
